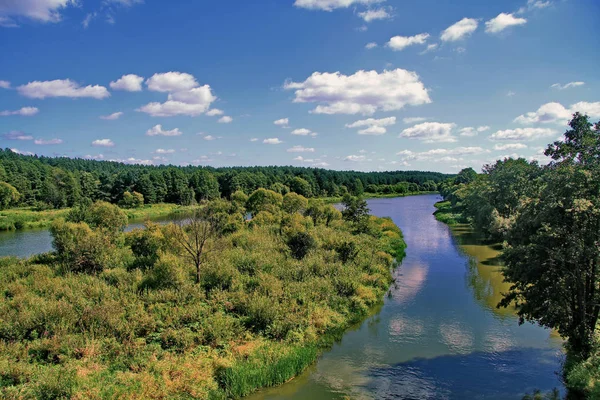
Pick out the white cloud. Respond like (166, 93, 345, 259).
(154, 148, 175, 154)
(485, 13, 527, 34)
(358, 8, 390, 22)
(0, 16, 19, 27)
(274, 118, 290, 127)
(365, 42, 378, 49)
(203, 135, 216, 141)
(92, 139, 115, 147)
(507, 91, 516, 97)
(397, 147, 488, 162)
(0, 106, 39, 116)
(345, 116, 396, 135)
(478, 126, 490, 132)
(514, 101, 600, 125)
(17, 79, 110, 99)
(192, 156, 213, 164)
(420, 43, 438, 54)
(120, 157, 153, 166)
(0, 0, 76, 25)
(34, 138, 62, 145)
(490, 128, 556, 141)
(110, 74, 144, 92)
(518, 0, 552, 13)
(550, 81, 585, 90)
(146, 72, 198, 92)
(218, 115, 233, 123)
(100, 111, 123, 120)
(250, 138, 259, 142)
(0, 81, 10, 89)
(387, 33, 429, 51)
(10, 148, 35, 156)
(291, 128, 318, 136)
(146, 124, 183, 137)
(400, 122, 457, 143)
(494, 143, 527, 151)
(287, 145, 315, 153)
(459, 125, 489, 137)
(284, 68, 431, 115)
(345, 154, 367, 162)
(264, 138, 283, 144)
(137, 98, 214, 117)
(293, 0, 384, 11)
(440, 18, 478, 42)
(84, 154, 104, 160)
(3, 131, 33, 140)
(206, 108, 224, 116)
(403, 117, 427, 124)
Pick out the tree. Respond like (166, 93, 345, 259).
(500, 114, 600, 358)
(189, 170, 220, 202)
(455, 167, 478, 184)
(0, 181, 20, 210)
(120, 191, 144, 208)
(341, 194, 369, 224)
(289, 177, 312, 198)
(287, 231, 316, 260)
(282, 192, 308, 214)
(246, 189, 283, 217)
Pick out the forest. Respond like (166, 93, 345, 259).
(0, 149, 446, 211)
(436, 113, 600, 398)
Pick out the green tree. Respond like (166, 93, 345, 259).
(120, 191, 144, 208)
(341, 194, 369, 224)
(189, 170, 220, 202)
(289, 177, 313, 197)
(246, 189, 283, 217)
(282, 192, 308, 214)
(0, 181, 20, 209)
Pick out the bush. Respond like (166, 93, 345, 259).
(139, 253, 187, 291)
(287, 231, 316, 260)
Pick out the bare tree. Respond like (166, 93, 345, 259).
(173, 209, 220, 284)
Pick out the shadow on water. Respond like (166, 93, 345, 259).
(363, 348, 565, 400)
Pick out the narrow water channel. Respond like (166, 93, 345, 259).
(249, 194, 564, 399)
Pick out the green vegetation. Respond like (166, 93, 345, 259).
(0, 192, 406, 399)
(437, 113, 600, 397)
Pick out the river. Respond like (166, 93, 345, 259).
(0, 194, 565, 398)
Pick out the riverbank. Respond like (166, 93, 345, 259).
(322, 191, 438, 204)
(0, 197, 407, 399)
(0, 203, 196, 231)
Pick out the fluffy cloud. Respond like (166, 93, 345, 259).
(459, 125, 489, 137)
(287, 145, 315, 153)
(518, 0, 552, 13)
(203, 135, 216, 141)
(387, 33, 429, 51)
(400, 122, 457, 142)
(345, 154, 367, 162)
(284, 68, 431, 115)
(18, 79, 110, 99)
(100, 112, 123, 120)
(345, 116, 396, 135)
(206, 109, 224, 116)
(146, 72, 198, 92)
(0, 81, 10, 89)
(365, 42, 378, 49)
(0, 0, 76, 25)
(494, 143, 528, 151)
(154, 149, 175, 154)
(146, 124, 183, 137)
(10, 148, 35, 156)
(218, 116, 233, 123)
(250, 138, 259, 142)
(485, 13, 527, 34)
(490, 128, 556, 141)
(293, 0, 383, 11)
(3, 131, 33, 140)
(358, 8, 390, 22)
(514, 101, 600, 125)
(551, 81, 585, 90)
(92, 139, 115, 147)
(110, 74, 144, 92)
(274, 118, 290, 127)
(440, 18, 478, 42)
(402, 117, 427, 124)
(291, 128, 318, 136)
(34, 138, 62, 145)
(0, 107, 39, 116)
(263, 138, 283, 144)
(420, 43, 438, 54)
(397, 147, 488, 162)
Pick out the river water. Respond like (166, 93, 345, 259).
(0, 194, 565, 398)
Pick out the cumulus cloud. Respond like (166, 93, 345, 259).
(154, 149, 175, 154)
(514, 101, 600, 125)
(0, 81, 10, 89)
(494, 143, 527, 151)
(146, 124, 183, 137)
(345, 116, 396, 135)
(100, 111, 123, 120)
(287, 145, 315, 153)
(293, 0, 384, 11)
(250, 138, 259, 142)
(34, 138, 62, 145)
(551, 81, 585, 90)
(403, 117, 427, 124)
(397, 147, 488, 163)
(218, 116, 233, 123)
(146, 72, 198, 92)
(263, 138, 283, 144)
(387, 33, 429, 51)
(206, 109, 224, 116)
(518, 0, 552, 13)
(420, 43, 438, 54)
(92, 139, 115, 147)
(10, 148, 35, 156)
(365, 42, 378, 49)
(274, 118, 290, 127)
(110, 74, 144, 91)
(400, 122, 457, 143)
(459, 125, 489, 137)
(490, 127, 556, 141)
(203, 135, 216, 141)
(284, 68, 431, 115)
(3, 131, 33, 140)
(0, 107, 39, 116)
(0, 0, 77, 25)
(291, 128, 318, 136)
(485, 13, 527, 34)
(17, 79, 110, 99)
(345, 154, 367, 162)
(440, 18, 478, 42)
(358, 8, 390, 22)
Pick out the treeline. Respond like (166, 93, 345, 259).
(439, 113, 600, 397)
(0, 149, 449, 210)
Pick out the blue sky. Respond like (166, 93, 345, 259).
(0, 0, 599, 172)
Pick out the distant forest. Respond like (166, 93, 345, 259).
(0, 149, 450, 209)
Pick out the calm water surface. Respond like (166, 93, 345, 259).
(249, 194, 564, 400)
(0, 195, 565, 398)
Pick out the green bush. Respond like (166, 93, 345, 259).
(287, 231, 316, 260)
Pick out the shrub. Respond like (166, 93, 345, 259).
(139, 253, 187, 291)
(287, 231, 316, 260)
(282, 192, 308, 214)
